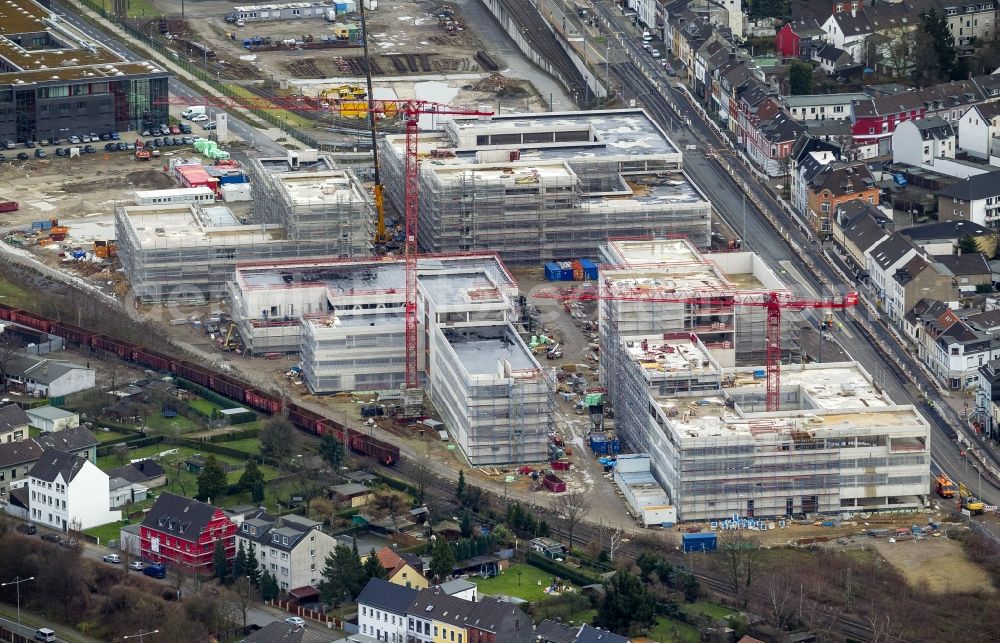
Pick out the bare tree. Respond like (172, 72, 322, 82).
(410, 448, 433, 504)
(875, 26, 917, 79)
(119, 529, 140, 572)
(554, 490, 589, 553)
(757, 572, 797, 631)
(0, 332, 22, 392)
(607, 526, 626, 563)
(113, 442, 129, 466)
(230, 576, 258, 633)
(371, 490, 407, 533)
(718, 531, 763, 607)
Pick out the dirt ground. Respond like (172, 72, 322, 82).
(870, 534, 995, 593)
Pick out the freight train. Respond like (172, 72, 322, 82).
(0, 304, 399, 465)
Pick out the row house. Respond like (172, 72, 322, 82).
(891, 118, 956, 166)
(929, 317, 1000, 390)
(28, 448, 120, 531)
(834, 201, 890, 273)
(851, 76, 1000, 155)
(805, 160, 879, 235)
(937, 169, 1000, 228)
(783, 93, 869, 122)
(741, 99, 807, 177)
(902, 298, 958, 360)
(0, 426, 98, 501)
(944, 2, 999, 46)
(957, 101, 1000, 159)
(709, 57, 759, 131)
(139, 492, 237, 575)
(236, 513, 338, 592)
(775, 19, 826, 58)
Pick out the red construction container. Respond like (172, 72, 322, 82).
(0, 201, 19, 213)
(543, 473, 566, 493)
(176, 164, 221, 195)
(551, 459, 571, 471)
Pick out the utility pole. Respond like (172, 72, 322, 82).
(1, 576, 34, 643)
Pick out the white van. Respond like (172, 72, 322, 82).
(181, 106, 206, 119)
(34, 629, 56, 642)
(642, 30, 652, 42)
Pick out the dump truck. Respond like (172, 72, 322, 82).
(935, 474, 957, 498)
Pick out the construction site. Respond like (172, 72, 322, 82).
(378, 109, 712, 265)
(226, 253, 551, 465)
(591, 238, 930, 521)
(115, 151, 374, 302)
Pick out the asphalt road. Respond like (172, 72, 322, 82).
(49, 1, 286, 156)
(588, 0, 1000, 507)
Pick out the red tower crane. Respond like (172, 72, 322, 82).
(156, 94, 492, 389)
(535, 284, 858, 411)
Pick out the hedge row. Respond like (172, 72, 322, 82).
(97, 435, 164, 457)
(526, 551, 603, 587)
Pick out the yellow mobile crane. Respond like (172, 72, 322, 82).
(358, 0, 394, 250)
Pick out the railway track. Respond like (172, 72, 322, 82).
(493, 0, 588, 101)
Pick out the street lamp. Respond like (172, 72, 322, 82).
(1, 576, 34, 643)
(123, 629, 159, 643)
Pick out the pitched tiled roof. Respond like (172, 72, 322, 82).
(937, 171, 1000, 201)
(0, 439, 44, 468)
(574, 624, 631, 643)
(356, 577, 419, 615)
(933, 253, 991, 276)
(893, 255, 932, 286)
(141, 492, 222, 541)
(910, 117, 955, 140)
(107, 459, 166, 484)
(808, 161, 876, 197)
(34, 426, 98, 452)
(239, 513, 320, 552)
(869, 233, 916, 270)
(900, 220, 990, 241)
(0, 404, 29, 433)
(29, 448, 86, 483)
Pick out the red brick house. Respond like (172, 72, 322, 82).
(139, 492, 236, 575)
(775, 23, 799, 58)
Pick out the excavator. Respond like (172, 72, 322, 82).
(358, 0, 395, 253)
(959, 482, 985, 515)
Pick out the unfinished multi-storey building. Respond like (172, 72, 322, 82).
(599, 240, 930, 521)
(227, 255, 550, 465)
(117, 153, 374, 302)
(378, 110, 712, 265)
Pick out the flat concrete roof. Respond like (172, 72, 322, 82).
(0, 0, 164, 84)
(625, 335, 717, 376)
(120, 204, 285, 248)
(275, 170, 367, 206)
(444, 328, 537, 376)
(419, 272, 505, 307)
(729, 363, 890, 410)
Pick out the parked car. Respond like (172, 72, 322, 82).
(100, 133, 110, 141)
(179, 123, 192, 134)
(141, 130, 152, 137)
(170, 125, 181, 135)
(117, 142, 128, 151)
(16, 152, 29, 161)
(16, 522, 36, 534)
(34, 628, 56, 642)
(3, 140, 15, 149)
(110, 131, 120, 140)
(81, 135, 91, 143)
(128, 560, 145, 571)
(202, 122, 217, 130)
(68, 135, 81, 144)
(50, 137, 61, 145)
(34, 149, 46, 158)
(103, 554, 121, 563)
(0, 154, 6, 162)
(55, 147, 67, 157)
(125, 142, 136, 151)
(40, 532, 61, 543)
(181, 136, 194, 145)
(104, 142, 116, 152)
(284, 617, 305, 628)
(143, 563, 166, 578)
(59, 538, 78, 548)
(38, 139, 49, 146)
(190, 114, 209, 122)
(23, 140, 35, 148)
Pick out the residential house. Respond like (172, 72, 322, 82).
(140, 492, 237, 575)
(867, 233, 920, 308)
(464, 596, 534, 643)
(930, 318, 1000, 389)
(330, 482, 373, 507)
(0, 426, 98, 501)
(902, 298, 954, 357)
(975, 358, 1000, 439)
(376, 546, 429, 589)
(535, 621, 631, 643)
(775, 19, 826, 58)
(236, 513, 337, 591)
(573, 626, 631, 643)
(834, 201, 890, 272)
(783, 93, 869, 122)
(811, 44, 854, 74)
(1, 355, 96, 397)
(0, 404, 29, 443)
(740, 97, 806, 176)
(356, 578, 417, 643)
(887, 256, 956, 326)
(957, 101, 1000, 159)
(789, 134, 842, 217)
(406, 588, 472, 643)
(239, 621, 331, 643)
(944, 2, 999, 46)
(106, 459, 168, 489)
(892, 118, 956, 167)
(34, 426, 99, 463)
(820, 5, 872, 63)
(934, 252, 993, 294)
(805, 160, 879, 235)
(109, 476, 148, 509)
(937, 170, 1000, 227)
(28, 448, 121, 531)
(899, 220, 994, 256)
(25, 406, 79, 433)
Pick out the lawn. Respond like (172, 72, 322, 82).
(220, 437, 260, 455)
(84, 520, 127, 547)
(471, 563, 574, 602)
(646, 617, 700, 643)
(0, 277, 35, 309)
(680, 602, 733, 622)
(94, 430, 129, 443)
(188, 399, 223, 416)
(145, 412, 200, 434)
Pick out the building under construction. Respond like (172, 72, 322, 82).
(598, 239, 930, 521)
(117, 155, 373, 302)
(378, 110, 712, 265)
(227, 255, 550, 465)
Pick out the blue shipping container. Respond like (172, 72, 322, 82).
(545, 262, 563, 281)
(580, 258, 598, 280)
(682, 532, 717, 552)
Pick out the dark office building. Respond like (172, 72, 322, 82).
(0, 0, 169, 142)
